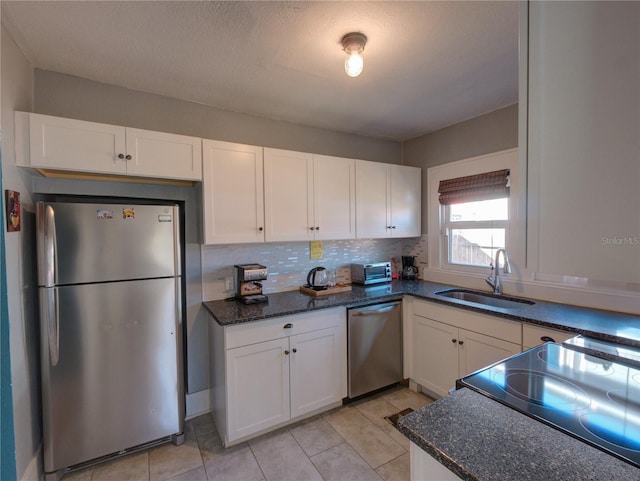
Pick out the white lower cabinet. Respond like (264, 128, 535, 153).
(210, 307, 347, 446)
(522, 323, 574, 350)
(411, 300, 521, 398)
(289, 327, 344, 419)
(410, 442, 462, 481)
(226, 338, 290, 441)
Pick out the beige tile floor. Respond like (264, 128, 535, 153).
(63, 387, 433, 481)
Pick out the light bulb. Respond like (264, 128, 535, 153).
(345, 52, 364, 77)
(341, 32, 367, 78)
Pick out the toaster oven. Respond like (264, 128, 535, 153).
(351, 262, 392, 285)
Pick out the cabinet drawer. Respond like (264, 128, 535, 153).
(413, 299, 521, 345)
(523, 323, 574, 349)
(226, 307, 345, 349)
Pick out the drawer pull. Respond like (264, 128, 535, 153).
(283, 323, 293, 329)
(540, 336, 556, 343)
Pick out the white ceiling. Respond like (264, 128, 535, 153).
(2, 1, 519, 142)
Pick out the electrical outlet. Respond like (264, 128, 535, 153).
(225, 277, 233, 291)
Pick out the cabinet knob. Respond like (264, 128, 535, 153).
(292, 348, 297, 353)
(315, 226, 320, 230)
(118, 153, 125, 159)
(451, 339, 457, 344)
(458, 340, 464, 345)
(125, 154, 132, 160)
(386, 226, 391, 229)
(391, 225, 397, 229)
(284, 350, 290, 355)
(540, 336, 555, 343)
(283, 323, 293, 329)
(309, 227, 315, 231)
(258, 227, 263, 231)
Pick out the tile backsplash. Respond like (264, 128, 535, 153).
(202, 235, 428, 300)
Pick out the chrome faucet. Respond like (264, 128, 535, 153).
(486, 248, 511, 294)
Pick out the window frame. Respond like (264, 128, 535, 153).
(427, 149, 520, 277)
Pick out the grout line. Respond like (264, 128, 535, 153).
(246, 443, 269, 481)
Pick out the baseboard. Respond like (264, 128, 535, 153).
(21, 445, 42, 481)
(185, 389, 211, 420)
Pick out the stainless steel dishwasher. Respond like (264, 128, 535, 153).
(348, 301, 403, 398)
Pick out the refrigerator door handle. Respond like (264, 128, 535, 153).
(44, 287, 60, 366)
(37, 203, 58, 287)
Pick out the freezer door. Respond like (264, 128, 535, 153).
(37, 202, 180, 286)
(40, 277, 184, 473)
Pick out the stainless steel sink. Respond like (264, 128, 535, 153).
(435, 288, 535, 310)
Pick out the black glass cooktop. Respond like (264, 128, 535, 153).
(457, 342, 640, 468)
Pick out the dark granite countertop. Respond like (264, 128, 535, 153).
(203, 279, 640, 347)
(397, 388, 640, 481)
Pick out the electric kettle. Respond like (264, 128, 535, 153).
(306, 267, 328, 290)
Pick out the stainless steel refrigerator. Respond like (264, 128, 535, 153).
(37, 201, 185, 480)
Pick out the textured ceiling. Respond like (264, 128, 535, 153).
(2, 1, 519, 141)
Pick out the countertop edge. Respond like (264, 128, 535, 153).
(203, 280, 640, 347)
(397, 388, 640, 481)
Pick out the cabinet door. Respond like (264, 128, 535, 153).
(527, 2, 640, 285)
(522, 324, 573, 350)
(202, 140, 264, 244)
(289, 326, 345, 419)
(313, 155, 356, 240)
(458, 329, 521, 378)
(264, 148, 314, 242)
(390, 164, 421, 237)
(413, 316, 459, 398)
(355, 160, 390, 238)
(125, 128, 202, 181)
(226, 338, 290, 442)
(29, 113, 127, 174)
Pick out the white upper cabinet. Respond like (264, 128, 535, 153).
(355, 160, 389, 239)
(202, 140, 265, 244)
(264, 148, 314, 242)
(312, 154, 356, 240)
(264, 149, 356, 242)
(355, 160, 421, 238)
(27, 113, 127, 174)
(390, 163, 422, 237)
(17, 112, 202, 181)
(525, 2, 640, 285)
(125, 128, 202, 181)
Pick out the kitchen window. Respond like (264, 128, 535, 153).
(444, 197, 508, 268)
(427, 149, 519, 275)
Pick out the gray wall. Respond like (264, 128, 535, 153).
(34, 69, 401, 164)
(402, 103, 518, 232)
(1, 24, 39, 481)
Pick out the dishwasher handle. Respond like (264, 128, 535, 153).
(350, 304, 399, 316)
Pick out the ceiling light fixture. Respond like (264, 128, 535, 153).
(341, 32, 367, 78)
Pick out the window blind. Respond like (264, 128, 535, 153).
(438, 169, 510, 205)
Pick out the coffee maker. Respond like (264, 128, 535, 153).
(401, 256, 418, 280)
(234, 264, 268, 304)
